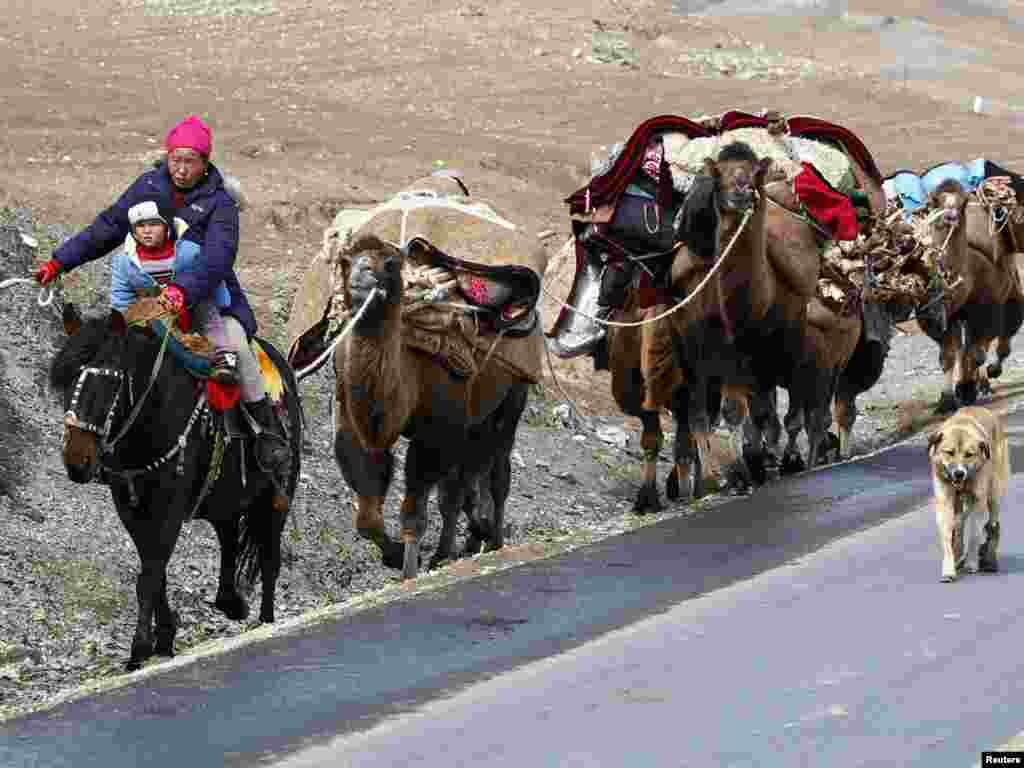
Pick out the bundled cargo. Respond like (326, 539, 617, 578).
(817, 205, 959, 312)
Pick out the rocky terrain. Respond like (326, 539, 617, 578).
(3, 0, 1024, 720)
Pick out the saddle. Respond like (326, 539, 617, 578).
(403, 236, 539, 336)
(124, 297, 287, 423)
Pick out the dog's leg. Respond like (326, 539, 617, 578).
(936, 490, 958, 582)
(962, 496, 988, 575)
(980, 496, 1001, 573)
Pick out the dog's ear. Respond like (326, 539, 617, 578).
(980, 441, 990, 460)
(927, 430, 943, 454)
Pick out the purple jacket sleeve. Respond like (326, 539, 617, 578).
(171, 198, 240, 306)
(52, 178, 145, 271)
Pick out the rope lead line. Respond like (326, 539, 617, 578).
(540, 206, 754, 330)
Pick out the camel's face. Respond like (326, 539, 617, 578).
(706, 156, 772, 213)
(929, 185, 968, 237)
(348, 244, 404, 308)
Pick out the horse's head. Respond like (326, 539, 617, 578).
(337, 234, 404, 332)
(703, 141, 773, 214)
(928, 178, 969, 237)
(49, 305, 137, 483)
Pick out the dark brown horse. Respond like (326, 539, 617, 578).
(50, 305, 302, 671)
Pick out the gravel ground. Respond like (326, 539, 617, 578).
(2, 209, 1023, 721)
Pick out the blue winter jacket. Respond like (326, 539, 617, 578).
(110, 237, 231, 314)
(53, 162, 256, 337)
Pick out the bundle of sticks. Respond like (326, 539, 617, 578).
(816, 204, 958, 312)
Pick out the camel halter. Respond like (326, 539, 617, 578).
(539, 205, 755, 329)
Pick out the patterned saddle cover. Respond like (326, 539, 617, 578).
(124, 297, 286, 407)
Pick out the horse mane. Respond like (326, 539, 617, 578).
(49, 315, 113, 390)
(49, 314, 153, 391)
(678, 174, 720, 261)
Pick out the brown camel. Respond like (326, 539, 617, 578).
(777, 296, 862, 471)
(332, 233, 536, 579)
(831, 303, 891, 459)
(962, 198, 1024, 391)
(919, 180, 1020, 412)
(606, 294, 759, 512)
(641, 142, 793, 500)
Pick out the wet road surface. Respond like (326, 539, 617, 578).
(3, 412, 1024, 767)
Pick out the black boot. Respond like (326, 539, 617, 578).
(210, 350, 240, 386)
(246, 398, 290, 473)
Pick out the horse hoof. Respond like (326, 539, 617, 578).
(154, 642, 175, 658)
(381, 542, 407, 571)
(214, 590, 251, 621)
(779, 453, 805, 476)
(743, 450, 768, 486)
(634, 484, 663, 514)
(956, 381, 979, 407)
(935, 392, 959, 415)
(987, 362, 1003, 380)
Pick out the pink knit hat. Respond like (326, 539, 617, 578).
(165, 115, 212, 157)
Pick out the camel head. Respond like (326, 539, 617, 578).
(703, 142, 773, 214)
(928, 179, 969, 235)
(341, 234, 404, 332)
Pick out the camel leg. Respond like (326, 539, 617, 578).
(746, 387, 779, 484)
(936, 328, 960, 414)
(779, 397, 806, 475)
(334, 429, 405, 568)
(635, 411, 664, 514)
(719, 390, 754, 494)
(431, 467, 464, 570)
(353, 495, 404, 570)
(833, 393, 856, 460)
(671, 384, 706, 502)
(956, 335, 989, 407)
(401, 439, 449, 580)
(988, 334, 1013, 380)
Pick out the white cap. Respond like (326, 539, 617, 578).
(128, 200, 167, 227)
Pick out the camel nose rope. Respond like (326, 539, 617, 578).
(539, 207, 754, 329)
(0, 277, 55, 307)
(293, 288, 381, 382)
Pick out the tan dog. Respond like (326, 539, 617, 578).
(927, 406, 1009, 582)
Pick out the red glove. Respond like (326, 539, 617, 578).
(159, 284, 186, 315)
(34, 259, 62, 285)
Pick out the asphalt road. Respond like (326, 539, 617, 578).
(3, 412, 1024, 768)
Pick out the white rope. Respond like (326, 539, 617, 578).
(540, 207, 754, 329)
(293, 288, 381, 382)
(0, 277, 55, 307)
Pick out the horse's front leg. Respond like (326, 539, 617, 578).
(212, 518, 249, 621)
(153, 572, 179, 657)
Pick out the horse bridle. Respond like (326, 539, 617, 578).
(63, 365, 135, 452)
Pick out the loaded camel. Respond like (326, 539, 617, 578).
(919, 179, 1022, 413)
(332, 232, 535, 579)
(640, 142, 792, 500)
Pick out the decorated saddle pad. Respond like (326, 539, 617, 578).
(286, 175, 549, 384)
(125, 297, 286, 404)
